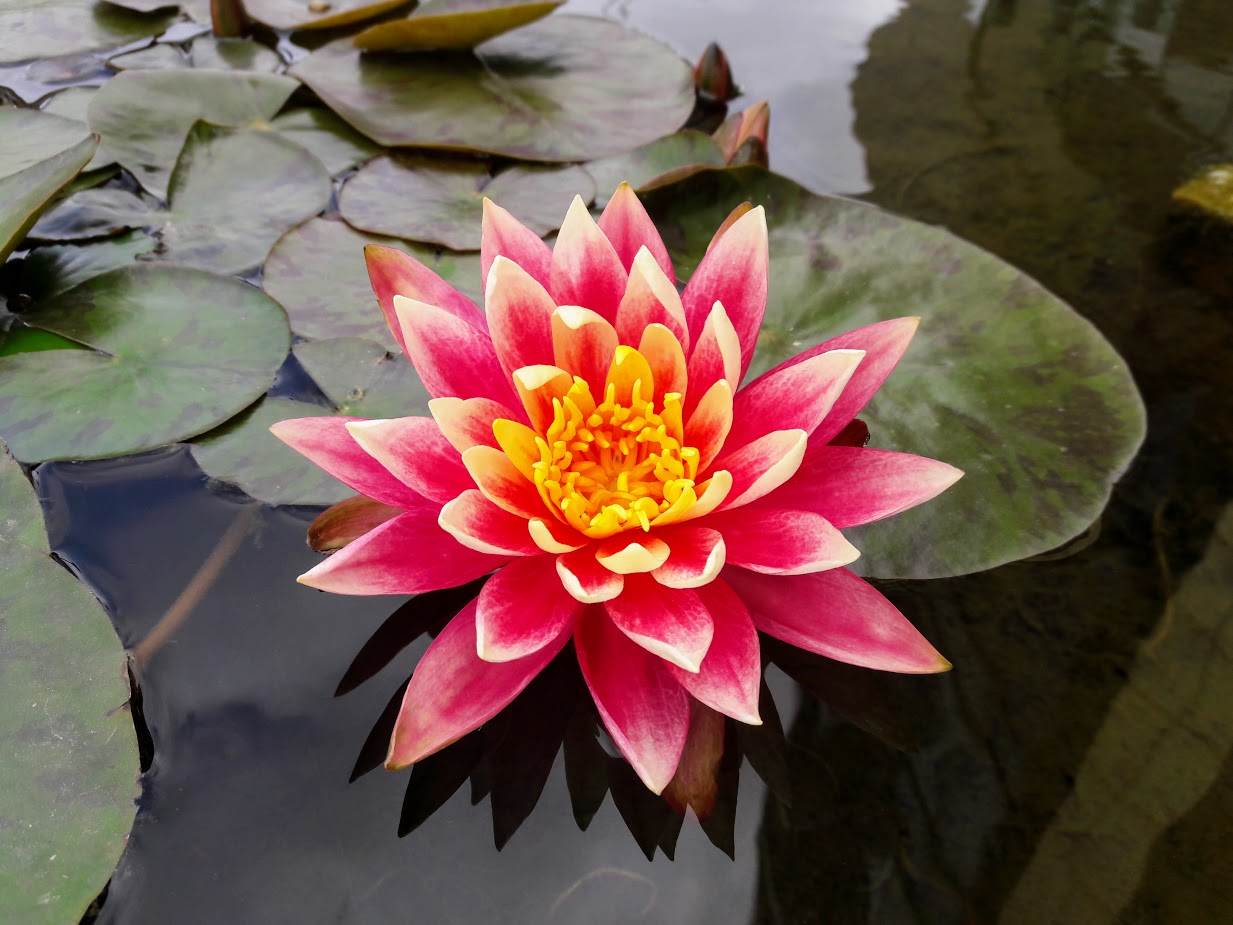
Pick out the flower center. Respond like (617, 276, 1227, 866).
(531, 348, 700, 539)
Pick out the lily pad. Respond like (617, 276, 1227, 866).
(41, 88, 117, 173)
(191, 36, 283, 73)
(353, 0, 564, 52)
(86, 69, 299, 197)
(269, 108, 380, 177)
(262, 217, 482, 351)
(0, 264, 290, 462)
(643, 168, 1146, 579)
(585, 131, 727, 207)
(294, 337, 430, 417)
(28, 188, 162, 242)
(340, 155, 593, 250)
(11, 233, 159, 302)
(0, 109, 98, 263)
(291, 15, 695, 162)
(108, 43, 188, 70)
(0, 441, 138, 925)
(0, 0, 174, 65)
(242, 0, 410, 32)
(157, 122, 331, 275)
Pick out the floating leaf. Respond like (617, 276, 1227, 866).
(353, 0, 563, 52)
(0, 264, 290, 462)
(294, 337, 430, 418)
(191, 36, 283, 72)
(0, 441, 138, 925)
(242, 0, 410, 32)
(41, 87, 116, 173)
(0, 0, 174, 65)
(269, 108, 380, 177)
(86, 69, 299, 197)
(157, 122, 331, 275)
(11, 233, 158, 302)
(291, 15, 694, 161)
(263, 217, 482, 351)
(108, 43, 188, 70)
(644, 168, 1146, 578)
(29, 189, 162, 243)
(0, 109, 98, 263)
(340, 155, 593, 250)
(585, 131, 727, 207)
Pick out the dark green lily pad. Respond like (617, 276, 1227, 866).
(86, 69, 299, 197)
(242, 0, 410, 32)
(353, 0, 563, 52)
(108, 43, 188, 70)
(585, 131, 727, 207)
(0, 109, 98, 263)
(0, 0, 174, 65)
(340, 155, 593, 250)
(262, 217, 482, 351)
(12, 233, 159, 302)
(157, 122, 331, 275)
(291, 15, 695, 161)
(28, 188, 162, 242)
(0, 441, 138, 925)
(268, 108, 380, 177)
(643, 168, 1146, 579)
(191, 36, 283, 72)
(0, 264, 290, 462)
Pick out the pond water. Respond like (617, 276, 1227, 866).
(16, 0, 1233, 922)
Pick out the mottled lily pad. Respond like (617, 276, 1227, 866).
(291, 15, 694, 161)
(0, 264, 290, 462)
(191, 36, 283, 72)
(269, 108, 380, 176)
(585, 131, 727, 207)
(262, 217, 482, 351)
(242, 0, 410, 32)
(86, 69, 299, 197)
(353, 0, 563, 52)
(340, 155, 593, 250)
(29, 188, 162, 242)
(0, 441, 138, 925)
(644, 168, 1146, 579)
(0, 0, 174, 65)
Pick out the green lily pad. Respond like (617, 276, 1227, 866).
(242, 0, 410, 32)
(28, 188, 162, 242)
(0, 264, 290, 462)
(191, 36, 283, 73)
(86, 69, 299, 197)
(291, 15, 695, 162)
(0, 0, 174, 65)
(157, 122, 331, 275)
(0, 109, 98, 264)
(0, 441, 138, 925)
(262, 217, 482, 351)
(340, 155, 593, 250)
(353, 0, 564, 52)
(294, 337, 430, 417)
(643, 168, 1146, 579)
(11, 233, 159, 302)
(108, 43, 188, 70)
(268, 108, 380, 177)
(41, 88, 116, 173)
(585, 131, 728, 208)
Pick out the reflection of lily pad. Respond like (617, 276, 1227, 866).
(353, 0, 563, 52)
(263, 217, 482, 350)
(585, 131, 727, 207)
(0, 264, 290, 462)
(0, 0, 174, 65)
(269, 108, 380, 176)
(291, 15, 694, 161)
(242, 0, 409, 32)
(87, 69, 299, 197)
(644, 168, 1146, 579)
(340, 155, 593, 249)
(0, 441, 138, 925)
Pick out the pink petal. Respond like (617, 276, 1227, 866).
(269, 416, 425, 509)
(638, 323, 688, 400)
(386, 599, 568, 768)
(604, 574, 714, 673)
(460, 445, 544, 519)
(769, 446, 963, 528)
(597, 182, 675, 283)
(667, 578, 760, 723)
(345, 417, 472, 505)
(511, 364, 575, 434)
(476, 554, 582, 663)
(683, 301, 740, 419)
(556, 547, 624, 603)
(484, 255, 558, 377)
(725, 566, 952, 673)
(365, 244, 487, 357)
(705, 508, 859, 574)
(615, 248, 689, 351)
(393, 295, 518, 407)
(681, 206, 767, 379)
(651, 526, 726, 589)
(713, 429, 808, 510)
(551, 305, 618, 391)
(429, 396, 522, 453)
(481, 197, 552, 294)
(549, 196, 628, 324)
(438, 490, 539, 556)
(684, 379, 733, 473)
(299, 508, 506, 595)
(307, 495, 402, 552)
(574, 605, 690, 793)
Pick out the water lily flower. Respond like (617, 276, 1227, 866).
(272, 185, 962, 794)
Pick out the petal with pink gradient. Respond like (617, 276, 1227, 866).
(393, 296, 518, 407)
(725, 566, 951, 673)
(597, 182, 675, 283)
(481, 197, 553, 293)
(615, 249, 688, 350)
(683, 301, 740, 418)
(667, 578, 761, 723)
(638, 323, 688, 400)
(713, 428, 808, 509)
(485, 255, 558, 376)
(551, 306, 618, 391)
(364, 244, 487, 357)
(511, 364, 575, 434)
(386, 599, 569, 768)
(651, 526, 726, 588)
(345, 417, 471, 505)
(476, 554, 582, 663)
(429, 396, 521, 452)
(460, 445, 543, 519)
(528, 516, 586, 553)
(604, 574, 714, 672)
(438, 490, 540, 556)
(549, 196, 628, 323)
(706, 508, 859, 574)
(556, 548, 624, 603)
(684, 379, 733, 473)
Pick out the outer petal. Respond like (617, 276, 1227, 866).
(551, 306, 618, 392)
(365, 243, 487, 357)
(307, 495, 401, 552)
(597, 182, 675, 283)
(481, 197, 553, 293)
(651, 526, 726, 589)
(768, 446, 963, 528)
(386, 599, 568, 768)
(705, 508, 859, 575)
(713, 429, 808, 510)
(549, 195, 628, 323)
(684, 379, 733, 473)
(681, 205, 768, 378)
(667, 578, 761, 724)
(460, 445, 543, 519)
(603, 574, 714, 673)
(429, 396, 521, 453)
(476, 554, 582, 662)
(346, 417, 472, 505)
(683, 301, 740, 418)
(556, 548, 624, 603)
(725, 566, 951, 673)
(485, 255, 557, 376)
(438, 490, 540, 556)
(298, 508, 506, 595)
(269, 416, 425, 509)
(615, 248, 688, 350)
(574, 605, 689, 794)
(393, 295, 518, 407)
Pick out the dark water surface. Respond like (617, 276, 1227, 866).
(33, 1, 1233, 922)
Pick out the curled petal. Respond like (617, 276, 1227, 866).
(684, 301, 740, 419)
(667, 578, 761, 724)
(651, 526, 726, 589)
(706, 508, 859, 574)
(604, 574, 714, 673)
(557, 548, 624, 603)
(393, 295, 517, 407)
(429, 396, 521, 453)
(528, 516, 586, 553)
(346, 417, 471, 505)
(438, 490, 539, 556)
(476, 555, 582, 662)
(481, 197, 552, 294)
(365, 244, 487, 356)
(550, 195, 628, 324)
(307, 495, 401, 552)
(615, 247, 687, 350)
(713, 429, 808, 510)
(485, 255, 557, 376)
(551, 306, 618, 393)
(598, 182, 675, 283)
(595, 534, 671, 574)
(650, 470, 733, 528)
